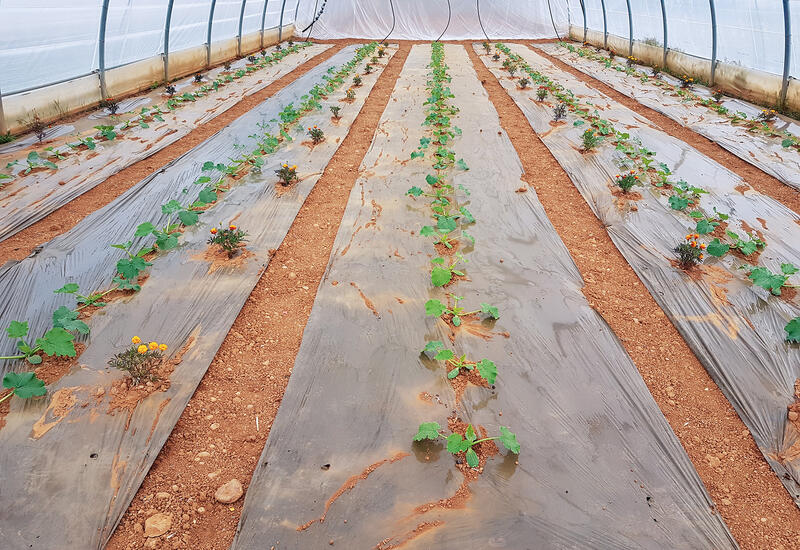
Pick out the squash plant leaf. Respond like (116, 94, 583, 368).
(35, 327, 76, 357)
(706, 238, 730, 257)
(52, 306, 89, 335)
(414, 422, 441, 441)
(786, 317, 800, 343)
(7, 320, 29, 339)
(476, 359, 497, 385)
(499, 426, 521, 453)
(2, 371, 46, 399)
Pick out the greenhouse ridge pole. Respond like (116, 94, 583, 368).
(659, 0, 667, 67)
(600, 0, 608, 48)
(207, 0, 218, 67)
(709, 0, 717, 86)
(163, 0, 176, 84)
(625, 0, 633, 56)
(238, 0, 248, 57)
(578, 0, 587, 43)
(780, 0, 791, 108)
(260, 0, 270, 49)
(98, 0, 111, 99)
(278, 0, 287, 42)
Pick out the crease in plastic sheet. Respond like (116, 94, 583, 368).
(0, 44, 333, 243)
(233, 44, 736, 550)
(479, 43, 800, 505)
(534, 43, 800, 192)
(0, 44, 395, 550)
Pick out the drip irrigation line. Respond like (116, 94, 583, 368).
(436, 0, 452, 43)
(381, 0, 397, 45)
(546, 0, 561, 41)
(302, 0, 326, 40)
(476, 0, 489, 43)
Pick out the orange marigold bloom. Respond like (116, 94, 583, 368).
(137, 344, 148, 354)
(131, 336, 141, 344)
(229, 225, 237, 231)
(210, 227, 217, 234)
(159, 343, 168, 351)
(149, 341, 158, 350)
(690, 241, 697, 248)
(700, 243, 707, 249)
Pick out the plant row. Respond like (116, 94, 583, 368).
(409, 43, 519, 469)
(490, 43, 799, 342)
(1, 43, 383, 407)
(0, 41, 314, 188)
(557, 42, 800, 152)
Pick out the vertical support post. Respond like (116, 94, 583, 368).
(294, 0, 301, 21)
(278, 0, 288, 42)
(600, 0, 608, 48)
(780, 0, 792, 108)
(163, 0, 175, 84)
(625, 0, 633, 56)
(709, 0, 717, 86)
(260, 0, 270, 49)
(238, 0, 248, 57)
(660, 0, 668, 67)
(207, 0, 217, 67)
(578, 0, 587, 44)
(98, 0, 111, 99)
(0, 86, 7, 136)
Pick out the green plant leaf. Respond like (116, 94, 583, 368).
(465, 424, 476, 443)
(573, 120, 584, 126)
(410, 151, 425, 159)
(437, 217, 457, 233)
(178, 209, 199, 226)
(420, 226, 435, 237)
(786, 317, 800, 342)
(135, 222, 155, 237)
(198, 188, 218, 204)
(425, 299, 447, 317)
(459, 207, 475, 224)
(668, 196, 689, 210)
(54, 283, 79, 294)
(423, 341, 444, 354)
(738, 240, 758, 256)
(446, 432, 464, 453)
(782, 138, 794, 148)
(499, 426, 521, 453)
(2, 371, 46, 399)
(465, 447, 479, 467)
(407, 186, 424, 197)
(476, 359, 497, 385)
(431, 266, 452, 287)
(435, 349, 455, 361)
(116, 256, 149, 280)
(27, 355, 43, 365)
(480, 303, 499, 319)
(425, 174, 439, 187)
(161, 199, 182, 215)
(447, 366, 461, 379)
(456, 159, 469, 171)
(52, 306, 89, 334)
(155, 232, 179, 250)
(706, 238, 729, 258)
(6, 320, 28, 339)
(35, 327, 76, 357)
(781, 263, 799, 276)
(695, 219, 717, 234)
(748, 267, 785, 295)
(414, 422, 441, 441)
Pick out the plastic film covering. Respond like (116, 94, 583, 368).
(536, 42, 800, 191)
(211, 0, 242, 42)
(0, 43, 332, 242)
(105, 0, 170, 70)
(293, 0, 568, 40)
(233, 44, 735, 549)
(170, 0, 215, 52)
(482, 43, 800, 503)
(0, 44, 392, 549)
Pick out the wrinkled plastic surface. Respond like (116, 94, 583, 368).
(0, 44, 332, 242)
(0, 44, 392, 550)
(234, 44, 736, 550)
(536, 42, 800, 192)
(482, 43, 800, 504)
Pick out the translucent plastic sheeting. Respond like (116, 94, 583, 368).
(170, 0, 215, 52)
(630, 0, 664, 44)
(0, 44, 392, 550)
(211, 0, 242, 42)
(0, 44, 332, 242)
(536, 43, 800, 191)
(484, 43, 800, 504)
(242, 0, 268, 35)
(716, 0, 784, 76)
(294, 0, 569, 40)
(234, 44, 736, 549)
(105, 0, 169, 70)
(603, 0, 630, 39)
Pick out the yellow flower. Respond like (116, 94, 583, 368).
(131, 336, 141, 344)
(291, 165, 297, 170)
(137, 344, 148, 354)
(149, 341, 158, 350)
(159, 343, 168, 351)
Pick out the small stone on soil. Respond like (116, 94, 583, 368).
(214, 479, 244, 504)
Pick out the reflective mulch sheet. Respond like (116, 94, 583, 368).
(0, 44, 395, 550)
(0, 44, 333, 242)
(536, 43, 800, 192)
(233, 44, 736, 550)
(480, 43, 800, 505)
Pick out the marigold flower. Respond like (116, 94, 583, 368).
(210, 227, 217, 234)
(131, 336, 141, 344)
(229, 225, 237, 231)
(291, 165, 297, 170)
(137, 344, 148, 354)
(699, 253, 704, 259)
(693, 233, 699, 239)
(149, 341, 158, 350)
(685, 234, 692, 240)
(159, 343, 168, 351)
(690, 241, 697, 248)
(700, 243, 707, 249)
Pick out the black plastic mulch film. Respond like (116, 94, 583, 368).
(479, 43, 800, 505)
(0, 44, 394, 550)
(233, 44, 736, 549)
(535, 42, 800, 193)
(0, 44, 333, 242)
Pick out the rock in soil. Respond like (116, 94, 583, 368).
(214, 479, 244, 504)
(144, 512, 172, 537)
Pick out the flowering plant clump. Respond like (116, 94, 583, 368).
(678, 74, 694, 89)
(712, 89, 724, 102)
(208, 224, 248, 258)
(275, 163, 298, 186)
(165, 84, 177, 97)
(614, 170, 640, 193)
(757, 109, 777, 123)
(108, 336, 167, 385)
(352, 74, 362, 86)
(378, 46, 386, 58)
(492, 53, 500, 61)
(581, 129, 601, 151)
(518, 77, 530, 89)
(307, 125, 325, 144)
(651, 66, 661, 79)
(364, 63, 373, 74)
(675, 233, 706, 268)
(330, 105, 341, 119)
(194, 73, 204, 83)
(345, 88, 356, 100)
(553, 103, 567, 122)
(536, 86, 548, 101)
(626, 55, 638, 67)
(100, 97, 120, 115)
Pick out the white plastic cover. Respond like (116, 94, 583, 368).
(293, 0, 569, 40)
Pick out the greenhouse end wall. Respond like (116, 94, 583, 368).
(2, 24, 294, 135)
(569, 26, 800, 114)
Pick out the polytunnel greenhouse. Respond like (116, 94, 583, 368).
(1, 0, 800, 548)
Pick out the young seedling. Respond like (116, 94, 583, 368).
(208, 224, 247, 258)
(330, 105, 341, 119)
(518, 77, 530, 89)
(674, 234, 705, 269)
(55, 282, 114, 310)
(614, 170, 639, 193)
(413, 422, 520, 468)
(194, 73, 204, 83)
(651, 66, 662, 79)
(275, 163, 298, 186)
(1, 320, 78, 365)
(536, 86, 548, 101)
(345, 88, 356, 100)
(353, 74, 362, 86)
(307, 125, 325, 144)
(747, 263, 798, 296)
(757, 109, 777, 123)
(712, 89, 724, 102)
(581, 129, 601, 151)
(94, 125, 117, 141)
(553, 103, 567, 122)
(430, 252, 468, 287)
(0, 371, 46, 404)
(482, 41, 490, 53)
(364, 63, 373, 74)
(108, 336, 167, 386)
(425, 294, 499, 327)
(223, 61, 232, 71)
(100, 97, 120, 115)
(0, 131, 14, 144)
(422, 341, 497, 384)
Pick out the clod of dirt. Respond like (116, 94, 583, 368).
(144, 512, 172, 537)
(214, 479, 244, 504)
